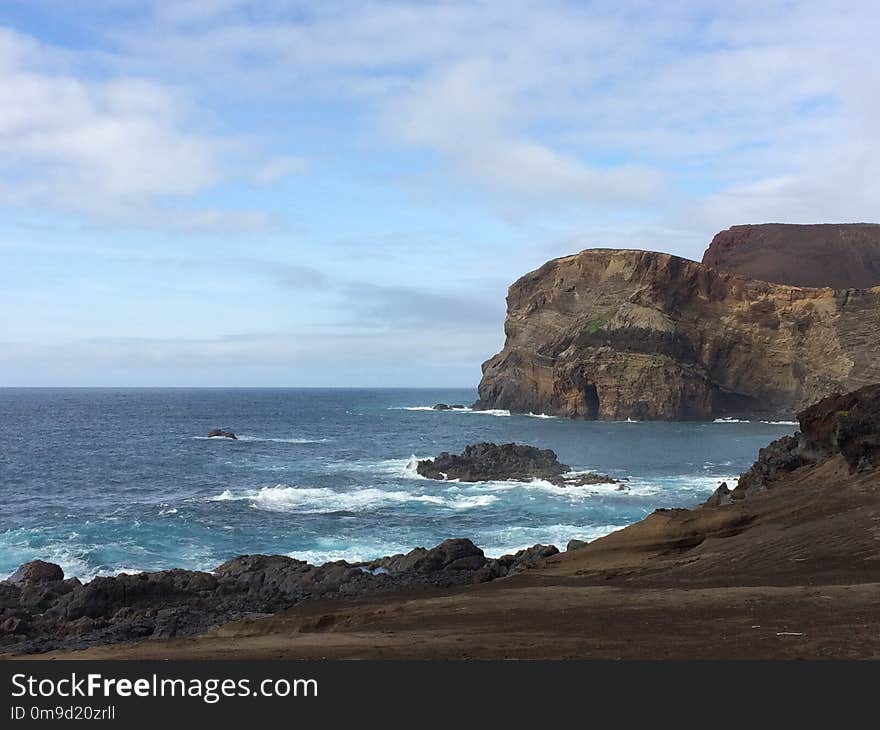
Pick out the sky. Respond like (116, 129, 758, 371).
(1, 1, 878, 386)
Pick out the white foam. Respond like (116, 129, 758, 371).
(713, 417, 750, 423)
(526, 412, 556, 419)
(761, 420, 798, 426)
(327, 455, 432, 479)
(403, 455, 427, 479)
(206, 484, 496, 514)
(389, 406, 511, 417)
(193, 435, 329, 443)
(477, 523, 623, 557)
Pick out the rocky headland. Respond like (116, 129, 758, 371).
(476, 223, 880, 420)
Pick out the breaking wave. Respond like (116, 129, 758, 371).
(207, 485, 497, 513)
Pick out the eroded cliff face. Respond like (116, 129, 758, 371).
(475, 249, 880, 420)
(703, 223, 880, 289)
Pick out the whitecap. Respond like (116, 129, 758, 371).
(713, 417, 750, 423)
(477, 523, 623, 558)
(205, 484, 496, 514)
(193, 435, 329, 443)
(526, 412, 556, 419)
(761, 420, 798, 426)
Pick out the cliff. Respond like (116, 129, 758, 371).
(476, 248, 880, 420)
(703, 223, 880, 288)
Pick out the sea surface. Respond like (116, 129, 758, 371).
(0, 388, 798, 581)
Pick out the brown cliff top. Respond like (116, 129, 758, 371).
(702, 223, 880, 289)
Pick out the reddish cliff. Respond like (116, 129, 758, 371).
(702, 223, 880, 288)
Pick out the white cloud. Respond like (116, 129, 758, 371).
(84, 0, 877, 239)
(0, 29, 219, 217)
(251, 154, 309, 184)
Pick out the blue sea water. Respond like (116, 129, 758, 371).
(0, 388, 798, 581)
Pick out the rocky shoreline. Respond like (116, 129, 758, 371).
(0, 535, 567, 655)
(2, 442, 619, 655)
(5, 384, 879, 657)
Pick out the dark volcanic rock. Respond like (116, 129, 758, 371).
(207, 429, 237, 439)
(5, 560, 64, 586)
(564, 472, 620, 487)
(717, 384, 880, 503)
(702, 223, 880, 289)
(505, 544, 559, 574)
(0, 537, 501, 655)
(798, 384, 880, 472)
(703, 482, 732, 507)
(433, 403, 451, 410)
(479, 544, 560, 580)
(566, 539, 588, 552)
(731, 435, 812, 500)
(371, 539, 486, 574)
(417, 442, 569, 483)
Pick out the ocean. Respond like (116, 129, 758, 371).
(0, 388, 798, 581)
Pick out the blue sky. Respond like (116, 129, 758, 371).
(1, 1, 878, 386)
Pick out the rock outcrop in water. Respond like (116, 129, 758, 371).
(208, 429, 237, 439)
(416, 442, 618, 486)
(476, 246, 880, 420)
(703, 223, 880, 289)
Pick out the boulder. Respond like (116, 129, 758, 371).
(432, 403, 451, 411)
(703, 482, 732, 507)
(5, 560, 64, 586)
(566, 539, 588, 551)
(507, 544, 559, 574)
(377, 539, 486, 574)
